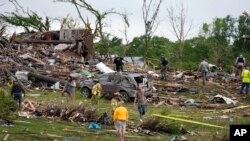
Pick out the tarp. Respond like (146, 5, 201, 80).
(88, 122, 101, 129)
(212, 94, 237, 105)
(96, 62, 115, 74)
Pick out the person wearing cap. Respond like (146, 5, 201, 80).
(10, 78, 25, 108)
(114, 56, 125, 72)
(91, 79, 102, 104)
(63, 76, 76, 101)
(113, 101, 128, 141)
(160, 54, 168, 80)
(235, 54, 246, 77)
(111, 92, 122, 113)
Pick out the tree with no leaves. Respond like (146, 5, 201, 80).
(167, 3, 192, 61)
(142, 0, 163, 67)
(56, 0, 129, 60)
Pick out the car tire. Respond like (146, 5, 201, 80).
(119, 91, 129, 102)
(81, 87, 91, 98)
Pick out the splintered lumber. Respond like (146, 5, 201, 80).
(222, 105, 250, 113)
(27, 99, 36, 112)
(153, 83, 182, 88)
(22, 99, 37, 112)
(152, 82, 188, 92)
(22, 40, 73, 44)
(3, 134, 9, 141)
(28, 56, 46, 65)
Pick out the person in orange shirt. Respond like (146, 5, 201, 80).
(113, 101, 128, 141)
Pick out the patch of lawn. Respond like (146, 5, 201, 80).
(1, 87, 250, 140)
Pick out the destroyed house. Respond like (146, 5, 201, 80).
(18, 29, 94, 60)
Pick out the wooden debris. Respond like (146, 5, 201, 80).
(3, 134, 9, 141)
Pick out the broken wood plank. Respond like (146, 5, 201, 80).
(3, 134, 9, 141)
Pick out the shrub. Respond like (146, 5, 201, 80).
(0, 88, 18, 121)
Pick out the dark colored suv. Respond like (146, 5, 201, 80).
(79, 72, 153, 102)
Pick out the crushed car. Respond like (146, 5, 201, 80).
(79, 72, 153, 102)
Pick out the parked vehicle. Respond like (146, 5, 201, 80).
(79, 72, 153, 102)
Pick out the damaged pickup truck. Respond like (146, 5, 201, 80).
(79, 72, 153, 102)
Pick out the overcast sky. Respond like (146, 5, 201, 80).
(1, 0, 250, 42)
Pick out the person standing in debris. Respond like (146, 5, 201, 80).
(63, 76, 76, 101)
(114, 56, 124, 72)
(10, 78, 25, 108)
(113, 101, 128, 141)
(111, 92, 122, 113)
(235, 54, 246, 77)
(91, 79, 102, 104)
(239, 66, 250, 96)
(198, 59, 209, 85)
(134, 85, 147, 122)
(160, 55, 168, 80)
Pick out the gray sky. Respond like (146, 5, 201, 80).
(1, 0, 250, 41)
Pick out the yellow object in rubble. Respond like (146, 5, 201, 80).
(152, 114, 226, 129)
(7, 80, 13, 88)
(92, 83, 102, 97)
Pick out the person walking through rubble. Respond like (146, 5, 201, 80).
(160, 55, 168, 80)
(91, 79, 102, 104)
(198, 59, 209, 85)
(239, 66, 250, 96)
(114, 56, 125, 72)
(10, 77, 25, 108)
(134, 85, 147, 122)
(235, 54, 246, 77)
(63, 76, 76, 101)
(111, 92, 122, 113)
(113, 101, 128, 141)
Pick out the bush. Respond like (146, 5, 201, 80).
(0, 88, 18, 121)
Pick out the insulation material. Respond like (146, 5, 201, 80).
(15, 71, 29, 80)
(96, 62, 115, 74)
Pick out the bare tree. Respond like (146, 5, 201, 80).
(167, 3, 192, 61)
(243, 11, 250, 18)
(56, 0, 129, 60)
(54, 14, 80, 29)
(142, 0, 163, 67)
(9, 0, 26, 13)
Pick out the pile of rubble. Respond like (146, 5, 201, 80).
(0, 28, 108, 89)
(19, 98, 97, 123)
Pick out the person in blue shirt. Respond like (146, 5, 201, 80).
(10, 78, 25, 107)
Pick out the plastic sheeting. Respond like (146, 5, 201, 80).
(96, 62, 115, 74)
(212, 94, 238, 105)
(15, 71, 29, 80)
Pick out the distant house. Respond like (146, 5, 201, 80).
(123, 56, 145, 67)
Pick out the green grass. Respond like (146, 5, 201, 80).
(1, 86, 250, 141)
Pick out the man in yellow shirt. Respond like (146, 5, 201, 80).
(240, 66, 250, 96)
(113, 101, 128, 141)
